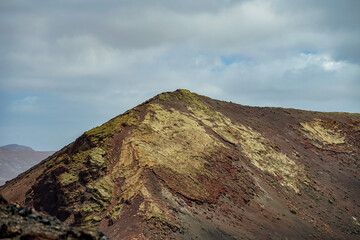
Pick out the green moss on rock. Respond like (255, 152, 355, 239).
(46, 154, 69, 170)
(88, 147, 106, 167)
(84, 215, 102, 225)
(107, 202, 123, 222)
(88, 176, 114, 207)
(78, 202, 102, 214)
(157, 89, 210, 112)
(85, 110, 139, 144)
(59, 172, 79, 186)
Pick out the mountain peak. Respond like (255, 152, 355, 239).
(1, 91, 360, 239)
(0, 144, 34, 151)
(156, 89, 205, 104)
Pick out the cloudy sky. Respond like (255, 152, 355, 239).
(0, 0, 359, 150)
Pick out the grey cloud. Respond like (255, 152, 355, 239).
(2, 0, 359, 60)
(0, 0, 359, 149)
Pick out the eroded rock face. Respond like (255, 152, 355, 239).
(1, 89, 360, 239)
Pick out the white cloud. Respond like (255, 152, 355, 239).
(10, 96, 39, 113)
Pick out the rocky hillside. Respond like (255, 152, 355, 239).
(0, 144, 55, 186)
(1, 89, 360, 239)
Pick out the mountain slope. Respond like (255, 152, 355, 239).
(1, 89, 360, 239)
(0, 145, 55, 186)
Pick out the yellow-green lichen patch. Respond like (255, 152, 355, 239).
(83, 215, 102, 225)
(158, 89, 210, 112)
(300, 119, 345, 146)
(76, 203, 101, 226)
(78, 202, 102, 215)
(105, 102, 306, 225)
(224, 124, 305, 193)
(212, 126, 239, 145)
(185, 106, 305, 193)
(111, 154, 144, 201)
(46, 154, 70, 170)
(139, 186, 167, 221)
(188, 106, 306, 193)
(63, 147, 106, 174)
(85, 110, 139, 145)
(187, 106, 224, 126)
(108, 103, 225, 220)
(106, 201, 124, 222)
(136, 104, 222, 179)
(77, 176, 114, 225)
(88, 147, 106, 167)
(137, 184, 181, 231)
(89, 176, 114, 207)
(71, 151, 91, 169)
(59, 172, 79, 186)
(352, 216, 360, 227)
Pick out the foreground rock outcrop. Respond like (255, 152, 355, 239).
(1, 89, 360, 239)
(0, 194, 107, 240)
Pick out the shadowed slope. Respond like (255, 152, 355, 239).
(1, 89, 360, 239)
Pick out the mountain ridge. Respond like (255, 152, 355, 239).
(1, 89, 360, 239)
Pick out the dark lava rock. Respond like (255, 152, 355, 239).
(0, 194, 7, 205)
(0, 195, 107, 240)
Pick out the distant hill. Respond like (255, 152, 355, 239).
(0, 144, 34, 151)
(0, 145, 54, 186)
(1, 89, 359, 239)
